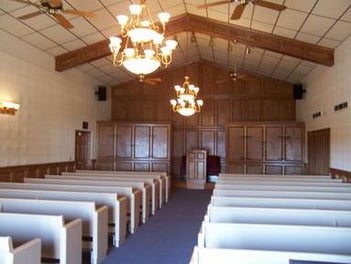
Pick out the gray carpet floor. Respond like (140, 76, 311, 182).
(101, 188, 212, 264)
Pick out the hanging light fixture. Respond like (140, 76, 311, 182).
(170, 76, 204, 116)
(108, 0, 177, 76)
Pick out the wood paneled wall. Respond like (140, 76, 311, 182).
(0, 161, 76, 182)
(111, 61, 296, 178)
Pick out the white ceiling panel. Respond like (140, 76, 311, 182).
(0, 14, 34, 37)
(251, 20, 274, 33)
(273, 26, 296, 38)
(276, 9, 307, 31)
(325, 21, 351, 41)
(253, 5, 280, 25)
(300, 14, 335, 36)
(40, 24, 77, 43)
(65, 0, 103, 12)
(313, 0, 351, 19)
(341, 6, 351, 22)
(22, 32, 57, 50)
(45, 45, 68, 56)
(68, 17, 98, 37)
(284, 0, 316, 13)
(61, 38, 86, 50)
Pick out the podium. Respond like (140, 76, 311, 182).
(186, 149, 207, 189)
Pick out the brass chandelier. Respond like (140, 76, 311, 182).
(108, 0, 177, 76)
(170, 76, 204, 116)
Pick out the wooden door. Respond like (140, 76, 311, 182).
(134, 125, 150, 158)
(246, 126, 264, 161)
(97, 123, 115, 158)
(75, 130, 91, 170)
(265, 126, 283, 161)
(151, 125, 170, 159)
(116, 125, 133, 158)
(308, 128, 330, 175)
(227, 126, 245, 161)
(285, 125, 304, 162)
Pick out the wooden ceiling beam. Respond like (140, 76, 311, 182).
(55, 13, 334, 72)
(187, 14, 334, 67)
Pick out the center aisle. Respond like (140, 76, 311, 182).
(102, 188, 212, 264)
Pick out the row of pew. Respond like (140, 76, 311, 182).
(190, 173, 351, 264)
(0, 170, 170, 264)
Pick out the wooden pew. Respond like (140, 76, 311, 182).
(25, 177, 151, 224)
(213, 189, 351, 200)
(214, 183, 351, 193)
(210, 196, 351, 211)
(189, 246, 351, 264)
(46, 174, 160, 215)
(198, 222, 351, 256)
(205, 206, 351, 227)
(0, 213, 82, 264)
(74, 170, 170, 204)
(0, 236, 41, 264)
(0, 182, 141, 234)
(0, 198, 108, 264)
(0, 188, 127, 247)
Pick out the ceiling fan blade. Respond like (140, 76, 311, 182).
(48, 0, 63, 7)
(64, 9, 96, 18)
(252, 0, 286, 11)
(53, 13, 74, 29)
(18, 10, 42, 19)
(197, 0, 231, 9)
(231, 4, 246, 20)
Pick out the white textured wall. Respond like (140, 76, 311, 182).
(296, 35, 351, 170)
(0, 30, 111, 166)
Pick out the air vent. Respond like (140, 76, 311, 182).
(334, 102, 348, 111)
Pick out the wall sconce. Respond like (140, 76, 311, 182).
(0, 101, 20, 115)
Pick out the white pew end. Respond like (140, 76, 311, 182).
(0, 236, 41, 264)
(0, 213, 82, 264)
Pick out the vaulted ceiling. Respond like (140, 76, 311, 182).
(1, 0, 351, 86)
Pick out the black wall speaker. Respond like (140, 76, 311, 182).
(96, 86, 107, 101)
(293, 83, 305, 100)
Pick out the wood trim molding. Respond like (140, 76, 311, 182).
(330, 167, 351, 183)
(0, 161, 76, 182)
(55, 14, 334, 71)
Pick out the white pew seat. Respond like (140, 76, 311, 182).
(74, 170, 170, 204)
(198, 222, 351, 256)
(213, 189, 351, 200)
(0, 213, 82, 264)
(214, 183, 351, 193)
(205, 206, 351, 227)
(46, 174, 159, 215)
(0, 182, 141, 235)
(0, 198, 108, 264)
(0, 236, 41, 264)
(189, 247, 351, 264)
(210, 196, 351, 211)
(0, 188, 127, 247)
(25, 177, 151, 224)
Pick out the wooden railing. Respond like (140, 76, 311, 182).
(0, 161, 76, 182)
(330, 167, 351, 183)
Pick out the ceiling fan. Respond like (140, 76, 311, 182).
(216, 40, 256, 83)
(197, 0, 286, 20)
(12, 0, 95, 29)
(139, 74, 162, 86)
